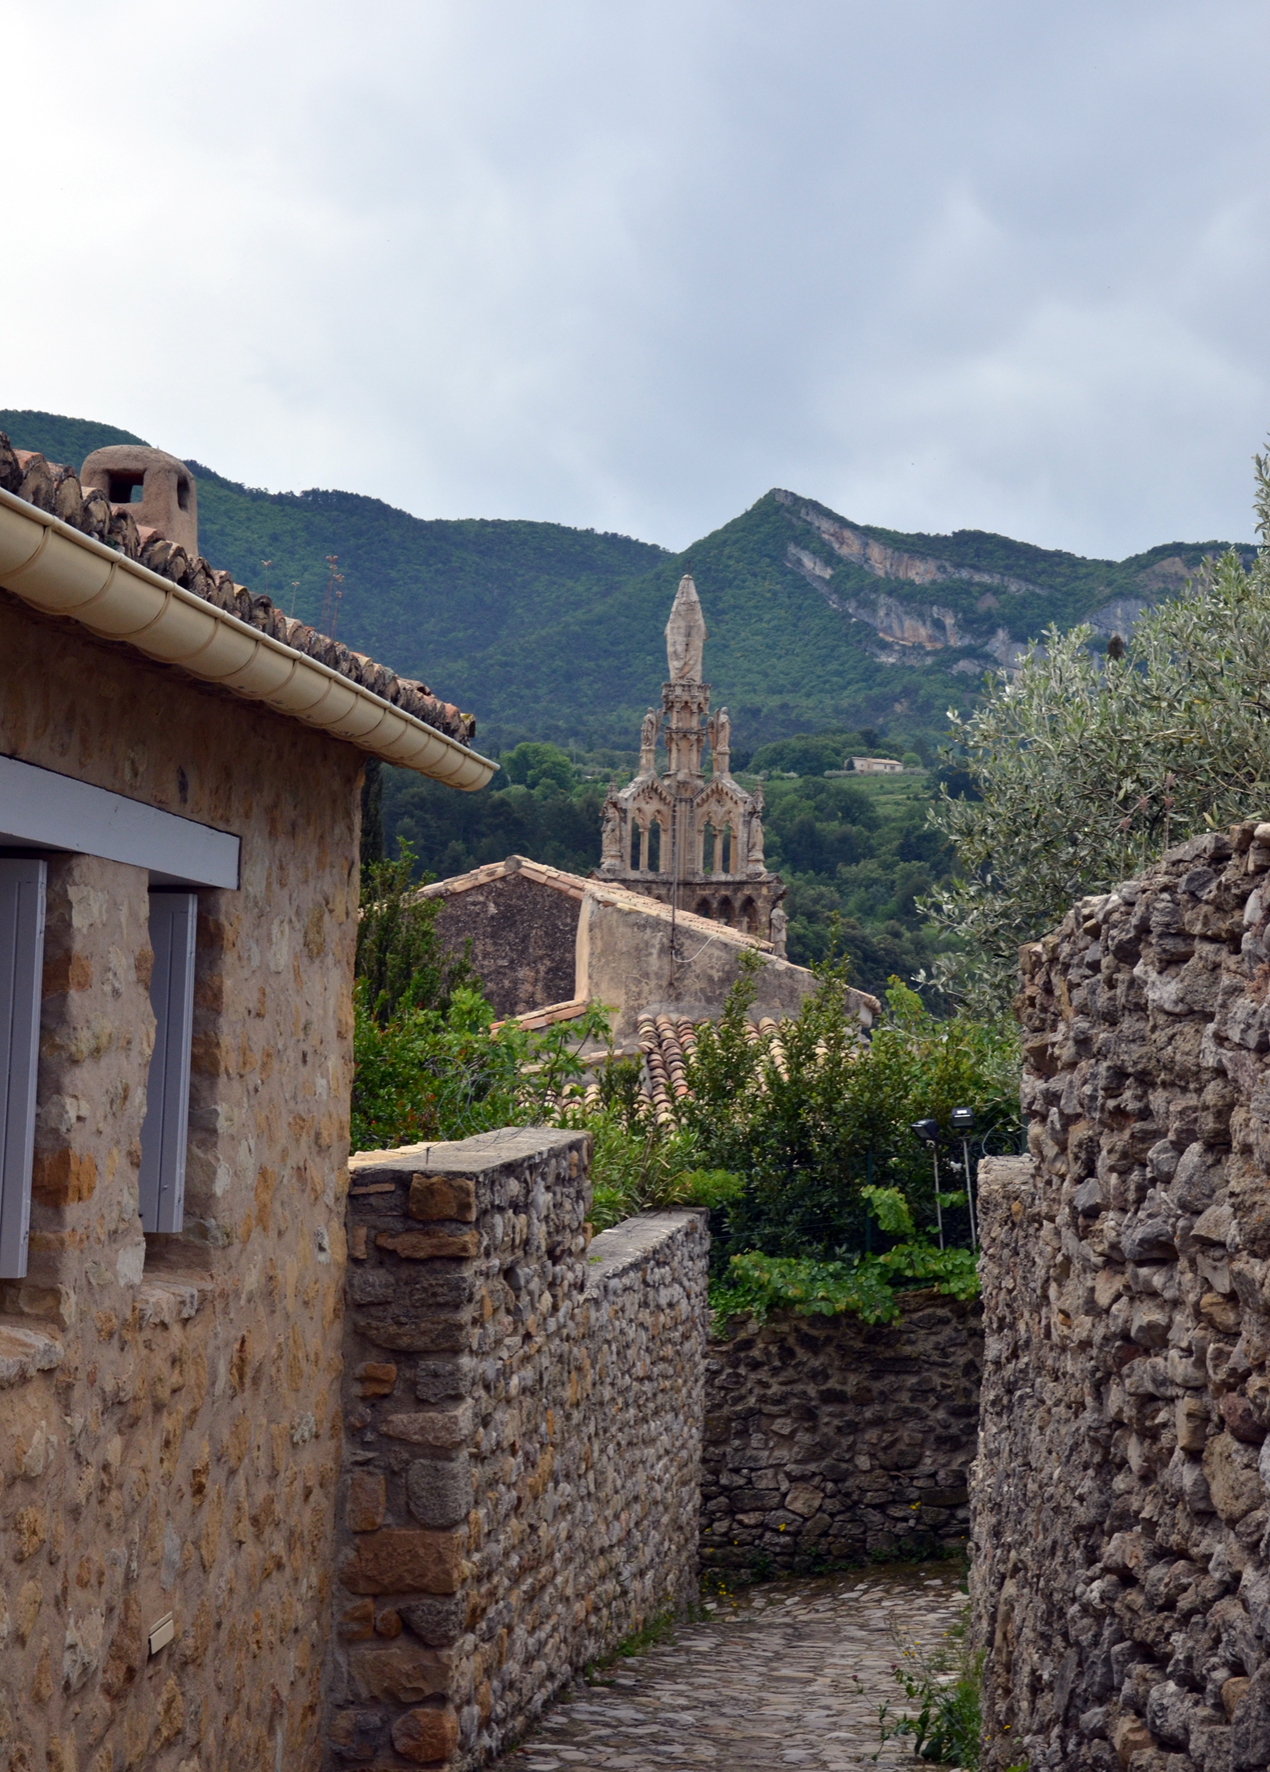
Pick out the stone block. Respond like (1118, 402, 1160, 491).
(399, 1595, 465, 1647)
(1112, 1713, 1155, 1764)
(409, 1174, 476, 1223)
(327, 1707, 384, 1761)
(414, 1356, 474, 1403)
(340, 1529, 465, 1595)
(391, 1706, 459, 1764)
(355, 1362, 399, 1398)
(1203, 1433, 1262, 1524)
(406, 1457, 472, 1530)
(378, 1227, 479, 1260)
(348, 1471, 387, 1533)
(383, 1404, 473, 1448)
(1176, 1397, 1209, 1453)
(355, 1316, 470, 1354)
(347, 1641, 454, 1703)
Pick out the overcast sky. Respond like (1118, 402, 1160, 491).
(4, 1, 1268, 556)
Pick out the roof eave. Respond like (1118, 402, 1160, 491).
(0, 485, 496, 791)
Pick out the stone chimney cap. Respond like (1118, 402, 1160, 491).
(80, 445, 198, 558)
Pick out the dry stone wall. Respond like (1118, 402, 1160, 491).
(701, 1294, 981, 1574)
(973, 822, 1270, 1772)
(330, 1129, 708, 1770)
(0, 590, 361, 1771)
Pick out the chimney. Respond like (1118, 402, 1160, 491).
(80, 446, 198, 558)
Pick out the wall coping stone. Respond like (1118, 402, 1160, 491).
(348, 1125, 588, 1180)
(586, 1209, 708, 1293)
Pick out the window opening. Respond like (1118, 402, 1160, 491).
(0, 859, 47, 1279)
(176, 477, 190, 511)
(138, 892, 197, 1235)
(629, 822, 641, 871)
(107, 470, 146, 505)
(717, 896, 734, 927)
(647, 820, 661, 873)
(700, 821, 714, 874)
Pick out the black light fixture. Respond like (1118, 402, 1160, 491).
(910, 1119, 944, 1248)
(951, 1105, 978, 1249)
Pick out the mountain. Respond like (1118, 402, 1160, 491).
(1, 409, 1252, 757)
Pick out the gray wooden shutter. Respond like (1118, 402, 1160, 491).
(138, 892, 197, 1234)
(0, 858, 47, 1279)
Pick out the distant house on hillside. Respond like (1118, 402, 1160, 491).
(850, 756, 904, 774)
(0, 435, 493, 1769)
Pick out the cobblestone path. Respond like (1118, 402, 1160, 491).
(491, 1565, 967, 1772)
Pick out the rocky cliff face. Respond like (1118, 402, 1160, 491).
(774, 489, 1226, 677)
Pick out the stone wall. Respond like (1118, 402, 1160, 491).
(0, 589, 360, 1771)
(429, 866, 583, 1018)
(701, 1295, 981, 1574)
(330, 1129, 709, 1770)
(973, 822, 1270, 1772)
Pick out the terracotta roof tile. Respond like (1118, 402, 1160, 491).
(0, 433, 476, 747)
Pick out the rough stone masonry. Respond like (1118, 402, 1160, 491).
(973, 820, 1270, 1772)
(329, 1128, 709, 1770)
(701, 1293, 981, 1574)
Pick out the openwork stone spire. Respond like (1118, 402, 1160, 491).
(596, 574, 786, 948)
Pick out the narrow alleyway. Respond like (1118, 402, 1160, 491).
(491, 1565, 967, 1772)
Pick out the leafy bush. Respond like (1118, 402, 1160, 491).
(926, 448, 1270, 1014)
(749, 730, 868, 776)
(678, 950, 1018, 1271)
(356, 843, 476, 1026)
(351, 983, 607, 1152)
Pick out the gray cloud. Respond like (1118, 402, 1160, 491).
(3, 0, 1267, 554)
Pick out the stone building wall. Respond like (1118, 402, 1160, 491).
(429, 867, 583, 1018)
(701, 1294, 981, 1574)
(330, 1129, 708, 1770)
(973, 823, 1270, 1772)
(0, 590, 361, 1772)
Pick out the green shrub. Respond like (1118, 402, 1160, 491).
(678, 949, 1018, 1271)
(876, 1603, 982, 1767)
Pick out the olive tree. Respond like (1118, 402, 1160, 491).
(924, 450, 1270, 1014)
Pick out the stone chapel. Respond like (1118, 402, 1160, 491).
(596, 573, 787, 949)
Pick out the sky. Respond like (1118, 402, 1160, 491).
(3, 0, 1269, 557)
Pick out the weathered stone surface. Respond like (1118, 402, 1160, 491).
(377, 1226, 480, 1260)
(409, 1174, 477, 1223)
(0, 588, 358, 1770)
(702, 1294, 980, 1570)
(974, 828, 1270, 1772)
(406, 1456, 471, 1529)
(339, 1529, 464, 1595)
(332, 1130, 709, 1769)
(391, 1705, 460, 1763)
(347, 1641, 453, 1702)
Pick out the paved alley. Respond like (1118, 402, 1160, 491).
(489, 1565, 968, 1772)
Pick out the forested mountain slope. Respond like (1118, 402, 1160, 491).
(2, 409, 1250, 755)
